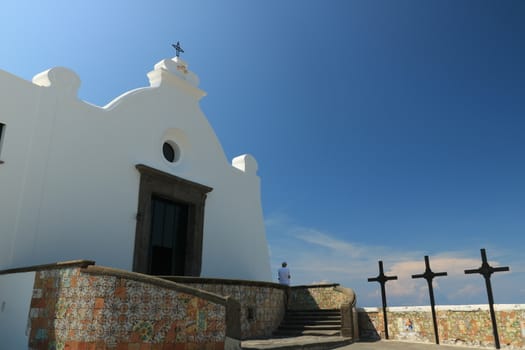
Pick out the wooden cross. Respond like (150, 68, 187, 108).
(412, 255, 447, 344)
(172, 41, 185, 57)
(368, 260, 398, 339)
(465, 248, 509, 349)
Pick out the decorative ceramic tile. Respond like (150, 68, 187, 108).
(28, 267, 235, 349)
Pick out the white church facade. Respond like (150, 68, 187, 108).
(0, 55, 271, 282)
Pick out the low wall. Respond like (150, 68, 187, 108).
(1, 261, 240, 350)
(289, 284, 354, 310)
(358, 305, 525, 349)
(163, 276, 287, 340)
(1, 260, 363, 346)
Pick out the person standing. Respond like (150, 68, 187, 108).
(278, 262, 291, 285)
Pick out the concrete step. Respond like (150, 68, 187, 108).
(285, 315, 340, 319)
(282, 311, 340, 321)
(241, 335, 352, 350)
(281, 320, 341, 326)
(282, 319, 341, 326)
(273, 329, 341, 337)
(285, 314, 340, 318)
(278, 324, 341, 330)
(286, 309, 340, 315)
(274, 308, 343, 339)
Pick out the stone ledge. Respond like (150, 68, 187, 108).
(241, 335, 353, 350)
(358, 304, 525, 312)
(291, 283, 340, 289)
(162, 275, 289, 290)
(0, 259, 95, 275)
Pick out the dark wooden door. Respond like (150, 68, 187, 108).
(149, 196, 189, 275)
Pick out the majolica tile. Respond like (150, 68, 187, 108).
(28, 267, 228, 349)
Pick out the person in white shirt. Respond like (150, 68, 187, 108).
(278, 262, 291, 285)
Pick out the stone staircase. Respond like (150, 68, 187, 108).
(242, 285, 356, 349)
(273, 309, 342, 337)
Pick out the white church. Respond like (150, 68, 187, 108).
(0, 51, 271, 281)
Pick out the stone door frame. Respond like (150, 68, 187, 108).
(133, 164, 213, 276)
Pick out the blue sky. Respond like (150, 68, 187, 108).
(1, 1, 524, 307)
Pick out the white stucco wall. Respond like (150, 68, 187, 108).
(0, 272, 35, 348)
(0, 57, 271, 281)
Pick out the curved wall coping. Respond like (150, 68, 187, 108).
(335, 286, 357, 307)
(161, 275, 288, 290)
(0, 260, 231, 307)
(0, 260, 95, 275)
(359, 304, 525, 312)
(291, 283, 340, 289)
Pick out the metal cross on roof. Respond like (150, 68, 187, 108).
(368, 260, 398, 339)
(465, 248, 510, 349)
(412, 256, 447, 344)
(172, 41, 185, 57)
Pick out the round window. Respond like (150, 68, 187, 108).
(162, 141, 180, 163)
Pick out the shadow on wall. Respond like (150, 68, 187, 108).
(289, 284, 355, 310)
(289, 286, 321, 310)
(357, 312, 381, 341)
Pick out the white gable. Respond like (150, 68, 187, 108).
(0, 56, 271, 281)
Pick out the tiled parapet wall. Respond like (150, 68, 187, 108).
(288, 284, 355, 310)
(28, 263, 234, 350)
(162, 276, 287, 340)
(358, 305, 525, 349)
